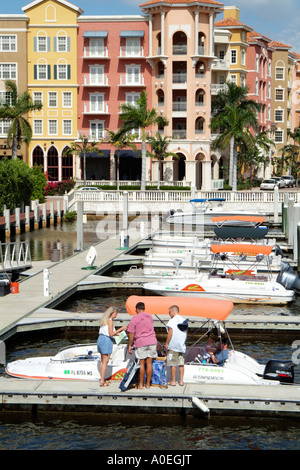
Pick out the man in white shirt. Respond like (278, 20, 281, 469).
(165, 305, 188, 386)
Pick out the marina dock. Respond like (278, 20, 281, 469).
(1, 232, 300, 418)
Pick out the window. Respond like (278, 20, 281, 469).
(57, 36, 67, 52)
(48, 120, 57, 135)
(62, 92, 72, 107)
(33, 92, 43, 105)
(90, 65, 104, 85)
(0, 92, 12, 106)
(256, 55, 259, 72)
(126, 65, 141, 85)
(126, 93, 140, 106)
(231, 50, 237, 64)
(63, 120, 72, 135)
(0, 63, 16, 80)
(275, 88, 284, 101)
(90, 121, 104, 139)
(275, 109, 284, 122)
(0, 36, 16, 52)
(48, 91, 57, 107)
(58, 64, 67, 80)
(90, 93, 104, 112)
(33, 120, 43, 135)
(90, 38, 104, 57)
(241, 74, 246, 87)
(0, 119, 11, 135)
(125, 38, 140, 56)
(219, 50, 225, 60)
(230, 74, 237, 85)
(241, 49, 246, 66)
(276, 67, 284, 80)
(37, 63, 48, 80)
(275, 130, 283, 143)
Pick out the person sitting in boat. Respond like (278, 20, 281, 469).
(201, 332, 217, 362)
(209, 339, 230, 366)
(97, 307, 128, 387)
(165, 305, 188, 386)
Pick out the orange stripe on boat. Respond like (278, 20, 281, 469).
(211, 215, 265, 223)
(210, 244, 273, 256)
(125, 296, 234, 321)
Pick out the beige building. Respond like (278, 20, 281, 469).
(0, 14, 29, 162)
(140, 0, 223, 190)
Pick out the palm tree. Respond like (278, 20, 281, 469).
(147, 133, 178, 189)
(0, 80, 42, 159)
(240, 131, 275, 189)
(210, 82, 261, 191)
(66, 134, 102, 186)
(119, 90, 168, 190)
(105, 129, 137, 190)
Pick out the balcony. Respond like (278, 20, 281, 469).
(172, 73, 187, 85)
(212, 59, 229, 70)
(83, 102, 109, 115)
(83, 46, 109, 59)
(172, 130, 186, 139)
(172, 45, 187, 55)
(119, 46, 144, 58)
(83, 74, 109, 87)
(119, 74, 145, 87)
(211, 84, 227, 94)
(172, 102, 187, 112)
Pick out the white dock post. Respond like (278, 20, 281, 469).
(57, 200, 61, 224)
(25, 205, 30, 232)
(50, 202, 54, 226)
(42, 203, 47, 227)
(274, 186, 279, 224)
(76, 200, 84, 251)
(43, 268, 50, 296)
(15, 207, 21, 235)
(34, 200, 40, 230)
(4, 209, 10, 239)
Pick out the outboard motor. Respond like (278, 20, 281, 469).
(263, 360, 295, 384)
(273, 244, 284, 257)
(277, 270, 300, 291)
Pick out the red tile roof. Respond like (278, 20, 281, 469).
(247, 30, 272, 43)
(215, 17, 252, 30)
(140, 0, 223, 7)
(269, 40, 292, 49)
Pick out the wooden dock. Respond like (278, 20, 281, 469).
(0, 235, 300, 418)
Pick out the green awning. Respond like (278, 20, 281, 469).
(120, 31, 144, 38)
(83, 31, 108, 38)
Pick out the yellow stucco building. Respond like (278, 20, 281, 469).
(24, 0, 82, 180)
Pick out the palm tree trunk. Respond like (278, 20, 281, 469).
(141, 128, 146, 191)
(232, 143, 237, 192)
(83, 152, 87, 186)
(12, 137, 18, 160)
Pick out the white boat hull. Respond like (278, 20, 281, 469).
(6, 344, 132, 382)
(166, 210, 265, 226)
(144, 277, 295, 305)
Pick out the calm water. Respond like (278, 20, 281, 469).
(1, 223, 300, 451)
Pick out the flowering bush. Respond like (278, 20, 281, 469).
(45, 179, 75, 196)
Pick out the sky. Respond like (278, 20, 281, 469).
(1, 0, 300, 52)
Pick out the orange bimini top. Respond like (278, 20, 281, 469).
(210, 244, 273, 256)
(125, 296, 234, 322)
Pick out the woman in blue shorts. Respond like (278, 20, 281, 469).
(97, 306, 127, 386)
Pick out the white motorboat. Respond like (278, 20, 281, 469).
(125, 296, 295, 385)
(143, 244, 299, 305)
(166, 198, 268, 227)
(5, 343, 132, 382)
(6, 296, 296, 386)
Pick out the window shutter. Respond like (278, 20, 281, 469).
(67, 37, 70, 52)
(34, 37, 37, 52)
(67, 65, 71, 80)
(47, 64, 51, 79)
(47, 37, 50, 52)
(34, 65, 37, 80)
(53, 37, 57, 52)
(54, 65, 57, 80)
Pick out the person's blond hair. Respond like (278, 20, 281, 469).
(99, 306, 119, 326)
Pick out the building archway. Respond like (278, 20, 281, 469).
(173, 152, 186, 181)
(32, 145, 44, 170)
(47, 146, 59, 181)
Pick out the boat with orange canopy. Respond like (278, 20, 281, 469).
(143, 244, 299, 305)
(124, 295, 295, 386)
(5, 295, 296, 386)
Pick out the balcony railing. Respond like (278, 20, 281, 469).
(83, 74, 109, 86)
(172, 102, 187, 112)
(119, 74, 145, 86)
(172, 130, 186, 139)
(173, 45, 187, 55)
(172, 73, 187, 84)
(83, 46, 109, 58)
(119, 46, 144, 57)
(83, 102, 109, 114)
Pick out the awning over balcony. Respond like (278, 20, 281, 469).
(120, 31, 144, 38)
(80, 150, 110, 158)
(83, 31, 108, 38)
(115, 150, 141, 158)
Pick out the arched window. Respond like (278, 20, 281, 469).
(32, 146, 44, 168)
(172, 31, 187, 55)
(62, 146, 73, 180)
(47, 146, 59, 181)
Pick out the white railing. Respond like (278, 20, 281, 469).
(83, 102, 109, 114)
(119, 74, 145, 86)
(119, 46, 144, 57)
(83, 74, 109, 86)
(0, 241, 31, 271)
(83, 46, 109, 58)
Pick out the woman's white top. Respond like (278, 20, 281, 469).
(99, 322, 115, 337)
